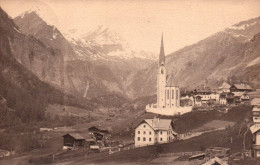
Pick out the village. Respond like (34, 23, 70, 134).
(4, 36, 256, 165)
(0, 34, 259, 165)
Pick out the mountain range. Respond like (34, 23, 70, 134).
(128, 16, 260, 97)
(1, 7, 260, 102)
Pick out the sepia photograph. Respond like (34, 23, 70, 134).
(0, 0, 260, 164)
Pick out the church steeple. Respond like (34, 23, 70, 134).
(159, 33, 165, 66)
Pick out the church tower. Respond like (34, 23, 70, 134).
(157, 34, 166, 108)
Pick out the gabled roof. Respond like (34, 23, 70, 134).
(232, 84, 253, 90)
(202, 157, 228, 165)
(252, 107, 260, 112)
(63, 133, 85, 140)
(251, 98, 260, 106)
(219, 82, 231, 89)
(250, 124, 260, 134)
(143, 118, 174, 131)
(166, 74, 178, 87)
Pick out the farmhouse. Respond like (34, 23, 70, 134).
(230, 84, 253, 96)
(88, 126, 111, 147)
(219, 92, 234, 105)
(134, 117, 177, 147)
(62, 133, 85, 150)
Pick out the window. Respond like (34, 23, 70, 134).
(172, 90, 174, 99)
(149, 138, 151, 141)
(161, 68, 164, 74)
(176, 90, 178, 99)
(160, 138, 162, 141)
(138, 131, 140, 134)
(143, 124, 146, 128)
(143, 131, 146, 134)
(149, 131, 152, 135)
(160, 131, 162, 135)
(137, 137, 140, 141)
(167, 90, 169, 99)
(143, 137, 146, 141)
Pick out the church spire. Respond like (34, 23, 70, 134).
(159, 33, 165, 66)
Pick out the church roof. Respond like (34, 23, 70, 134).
(166, 74, 178, 87)
(158, 34, 165, 66)
(232, 84, 252, 90)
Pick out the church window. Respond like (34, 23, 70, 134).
(167, 90, 169, 99)
(161, 68, 164, 74)
(172, 90, 174, 99)
(176, 90, 179, 99)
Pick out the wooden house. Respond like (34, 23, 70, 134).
(62, 133, 85, 150)
(230, 84, 253, 96)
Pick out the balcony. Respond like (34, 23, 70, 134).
(252, 144, 260, 150)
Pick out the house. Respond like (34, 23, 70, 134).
(88, 126, 111, 147)
(62, 133, 85, 150)
(240, 92, 250, 103)
(218, 82, 231, 93)
(252, 107, 260, 123)
(251, 98, 260, 107)
(230, 84, 253, 96)
(250, 124, 260, 157)
(194, 95, 202, 106)
(219, 92, 234, 105)
(134, 117, 177, 147)
(193, 85, 220, 105)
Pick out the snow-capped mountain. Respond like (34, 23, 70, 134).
(225, 16, 260, 42)
(65, 25, 156, 61)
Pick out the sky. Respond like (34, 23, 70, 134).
(1, 0, 260, 54)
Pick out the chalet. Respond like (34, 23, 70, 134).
(230, 84, 253, 96)
(218, 82, 231, 93)
(134, 117, 177, 147)
(250, 124, 260, 157)
(252, 107, 260, 123)
(219, 92, 234, 105)
(240, 92, 250, 103)
(62, 133, 85, 150)
(194, 85, 220, 105)
(88, 126, 110, 147)
(194, 95, 202, 106)
(251, 98, 260, 107)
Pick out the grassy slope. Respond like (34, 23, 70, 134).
(48, 105, 252, 165)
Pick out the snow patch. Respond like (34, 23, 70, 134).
(229, 21, 257, 30)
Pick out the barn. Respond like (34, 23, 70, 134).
(62, 133, 85, 150)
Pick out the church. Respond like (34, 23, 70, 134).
(146, 35, 192, 116)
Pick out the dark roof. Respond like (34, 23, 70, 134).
(232, 84, 253, 90)
(63, 133, 85, 140)
(159, 34, 165, 66)
(195, 85, 212, 93)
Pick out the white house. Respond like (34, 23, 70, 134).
(134, 117, 177, 147)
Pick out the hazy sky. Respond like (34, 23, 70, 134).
(1, 0, 260, 54)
